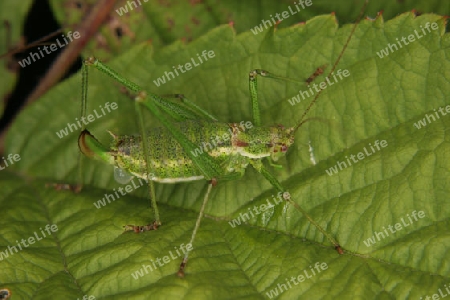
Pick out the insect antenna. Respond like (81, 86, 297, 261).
(292, 0, 369, 136)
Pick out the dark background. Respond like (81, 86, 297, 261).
(1, 0, 82, 136)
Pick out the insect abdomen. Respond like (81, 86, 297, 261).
(112, 120, 237, 182)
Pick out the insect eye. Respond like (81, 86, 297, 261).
(281, 144, 288, 152)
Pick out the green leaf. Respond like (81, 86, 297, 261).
(46, 0, 449, 60)
(3, 11, 450, 299)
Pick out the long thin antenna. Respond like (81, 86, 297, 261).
(293, 0, 369, 134)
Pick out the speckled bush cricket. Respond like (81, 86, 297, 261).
(77, 1, 369, 277)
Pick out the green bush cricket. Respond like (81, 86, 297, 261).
(75, 1, 369, 277)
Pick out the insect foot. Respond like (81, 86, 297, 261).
(45, 182, 82, 193)
(123, 220, 160, 233)
(177, 257, 188, 278)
